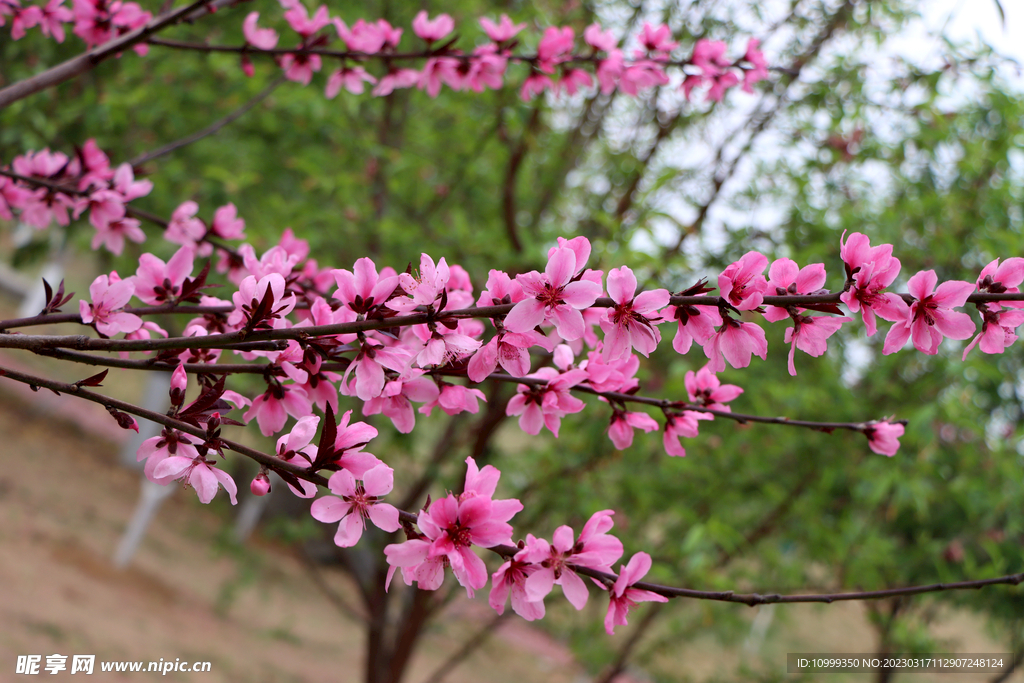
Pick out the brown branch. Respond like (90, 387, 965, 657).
(300, 546, 368, 623)
(20, 348, 894, 436)
(0, 0, 217, 110)
(664, 0, 855, 260)
(502, 105, 542, 253)
(0, 362, 326, 484)
(4, 291, 1022, 352)
(594, 603, 665, 683)
(0, 303, 234, 331)
(129, 74, 288, 167)
(418, 611, 511, 683)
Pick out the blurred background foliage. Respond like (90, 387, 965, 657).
(2, 0, 1023, 681)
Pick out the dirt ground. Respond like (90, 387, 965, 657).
(0, 352, 1020, 683)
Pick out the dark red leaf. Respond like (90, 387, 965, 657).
(75, 369, 108, 387)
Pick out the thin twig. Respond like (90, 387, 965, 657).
(0, 0, 217, 110)
(129, 74, 287, 167)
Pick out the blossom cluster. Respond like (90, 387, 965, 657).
(241, 8, 768, 102)
(1, 141, 155, 255)
(81, 223, 1018, 494)
(3, 0, 769, 104)
(1, 0, 150, 51)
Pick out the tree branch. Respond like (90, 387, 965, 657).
(0, 0, 217, 110)
(129, 74, 288, 167)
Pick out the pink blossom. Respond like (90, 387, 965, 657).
(536, 26, 574, 73)
(477, 269, 525, 307)
(11, 5, 42, 40)
(595, 50, 624, 94)
(519, 72, 551, 100)
(79, 273, 142, 337)
(579, 347, 640, 393)
(719, 251, 768, 310)
(584, 23, 617, 52)
(691, 39, 731, 77)
(324, 409, 383, 478)
(362, 369, 439, 433)
(467, 329, 551, 381)
(977, 257, 1024, 309)
(120, 321, 167, 359)
(706, 71, 740, 101)
(311, 464, 401, 547)
(638, 23, 677, 55)
(490, 557, 544, 621)
(685, 366, 742, 411)
(505, 241, 603, 341)
(604, 552, 668, 634)
(228, 273, 297, 331)
(962, 307, 1024, 359)
(336, 18, 388, 53)
(110, 162, 151, 201)
(418, 56, 463, 97)
(864, 420, 904, 457)
(555, 68, 593, 96)
(333, 257, 398, 314)
(283, 3, 328, 38)
(419, 382, 487, 417)
(243, 382, 311, 436)
(136, 429, 199, 485)
(153, 454, 238, 505)
(76, 139, 113, 190)
(665, 280, 723, 354)
(243, 11, 278, 49)
(607, 410, 659, 450)
(784, 314, 851, 376)
(618, 60, 669, 96)
(762, 258, 827, 322)
(742, 37, 768, 93)
(325, 66, 377, 97)
(662, 411, 712, 457)
(241, 243, 302, 281)
(280, 51, 322, 85)
(413, 491, 522, 596)
(839, 232, 904, 335)
(882, 270, 976, 355)
(412, 10, 453, 42)
(387, 252, 450, 312)
(479, 14, 524, 43)
(704, 315, 768, 372)
(506, 367, 588, 436)
(74, 188, 125, 230)
(517, 509, 623, 609)
(34, 0, 73, 41)
(341, 338, 411, 400)
(210, 203, 245, 240)
(465, 45, 507, 91)
(165, 200, 207, 252)
(273, 414, 320, 497)
(91, 216, 144, 255)
(384, 539, 446, 591)
(600, 266, 669, 360)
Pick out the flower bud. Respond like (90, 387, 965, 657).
(251, 472, 271, 496)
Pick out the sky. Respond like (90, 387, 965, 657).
(916, 0, 1024, 79)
